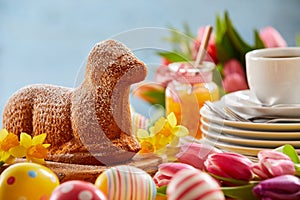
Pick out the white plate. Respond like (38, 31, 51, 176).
(202, 137, 300, 157)
(201, 127, 300, 148)
(223, 90, 300, 117)
(201, 119, 300, 139)
(200, 106, 300, 131)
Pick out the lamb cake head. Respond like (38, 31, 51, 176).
(2, 39, 148, 165)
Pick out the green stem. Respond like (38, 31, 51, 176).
(0, 160, 5, 167)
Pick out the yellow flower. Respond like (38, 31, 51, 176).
(0, 129, 19, 164)
(137, 112, 189, 154)
(10, 132, 50, 164)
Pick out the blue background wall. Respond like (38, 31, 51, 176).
(1, 0, 300, 123)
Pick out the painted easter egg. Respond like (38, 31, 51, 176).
(95, 165, 157, 200)
(50, 180, 107, 200)
(167, 169, 225, 200)
(0, 162, 59, 200)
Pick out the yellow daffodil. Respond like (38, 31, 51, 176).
(10, 132, 50, 164)
(137, 112, 188, 154)
(0, 129, 19, 165)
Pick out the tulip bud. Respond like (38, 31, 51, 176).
(259, 26, 287, 48)
(153, 162, 195, 187)
(132, 83, 165, 105)
(253, 175, 300, 200)
(176, 143, 222, 170)
(252, 150, 295, 179)
(204, 152, 253, 184)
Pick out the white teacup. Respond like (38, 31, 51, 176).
(246, 47, 300, 106)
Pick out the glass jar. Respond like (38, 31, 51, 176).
(165, 61, 219, 139)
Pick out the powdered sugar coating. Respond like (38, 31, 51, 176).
(2, 39, 148, 165)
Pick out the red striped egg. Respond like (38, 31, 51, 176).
(167, 169, 225, 200)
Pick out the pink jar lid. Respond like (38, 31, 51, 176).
(168, 61, 214, 84)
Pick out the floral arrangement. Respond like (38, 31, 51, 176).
(0, 129, 50, 166)
(155, 143, 300, 200)
(136, 112, 188, 154)
(133, 11, 288, 106)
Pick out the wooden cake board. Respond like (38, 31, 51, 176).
(0, 154, 163, 183)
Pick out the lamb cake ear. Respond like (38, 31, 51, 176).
(2, 39, 148, 166)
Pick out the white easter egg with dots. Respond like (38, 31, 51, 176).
(0, 162, 59, 200)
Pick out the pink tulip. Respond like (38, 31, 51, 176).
(252, 150, 295, 179)
(259, 26, 287, 48)
(176, 143, 222, 170)
(223, 59, 245, 77)
(153, 162, 195, 187)
(204, 152, 253, 183)
(222, 59, 248, 93)
(222, 73, 248, 93)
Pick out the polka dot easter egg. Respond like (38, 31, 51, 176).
(50, 180, 107, 200)
(167, 169, 225, 200)
(0, 162, 59, 200)
(95, 165, 157, 200)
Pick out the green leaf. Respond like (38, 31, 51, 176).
(0, 160, 5, 167)
(275, 144, 300, 164)
(275, 144, 300, 174)
(156, 185, 167, 196)
(208, 173, 250, 186)
(222, 182, 260, 200)
(253, 29, 265, 49)
(215, 12, 239, 63)
(296, 34, 300, 47)
(157, 51, 191, 63)
(224, 11, 253, 55)
(144, 90, 165, 107)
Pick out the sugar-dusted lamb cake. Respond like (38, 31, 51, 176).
(2, 39, 148, 165)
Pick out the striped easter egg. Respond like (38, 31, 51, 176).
(167, 169, 225, 200)
(94, 165, 156, 200)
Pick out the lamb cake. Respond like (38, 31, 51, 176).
(1, 40, 161, 181)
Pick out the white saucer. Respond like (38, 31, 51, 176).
(201, 119, 300, 139)
(200, 106, 300, 131)
(201, 128, 300, 148)
(223, 90, 300, 117)
(202, 137, 300, 157)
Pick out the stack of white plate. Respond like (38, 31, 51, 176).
(200, 90, 300, 158)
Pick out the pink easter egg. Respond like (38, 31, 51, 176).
(167, 169, 225, 200)
(50, 180, 107, 200)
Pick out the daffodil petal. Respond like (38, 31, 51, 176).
(32, 133, 47, 145)
(169, 137, 180, 146)
(42, 144, 51, 148)
(9, 145, 27, 158)
(30, 157, 46, 164)
(0, 150, 11, 161)
(173, 125, 189, 137)
(5, 156, 16, 164)
(20, 132, 32, 148)
(167, 112, 177, 127)
(137, 129, 150, 139)
(0, 129, 9, 141)
(153, 117, 165, 133)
